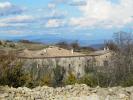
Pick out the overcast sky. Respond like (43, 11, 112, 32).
(0, 0, 133, 44)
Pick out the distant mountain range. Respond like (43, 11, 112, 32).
(0, 34, 106, 49)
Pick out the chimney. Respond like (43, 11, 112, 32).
(43, 49, 47, 53)
(71, 49, 74, 54)
(104, 47, 106, 51)
(107, 47, 109, 51)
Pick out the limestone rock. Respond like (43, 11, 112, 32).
(0, 84, 133, 100)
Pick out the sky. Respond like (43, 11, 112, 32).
(0, 0, 133, 45)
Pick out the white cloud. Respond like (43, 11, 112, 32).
(45, 19, 65, 28)
(69, 0, 87, 6)
(0, 15, 33, 23)
(0, 2, 12, 9)
(0, 30, 31, 36)
(48, 3, 56, 9)
(0, 2, 23, 16)
(5, 30, 22, 34)
(70, 0, 133, 28)
(0, 15, 33, 27)
(0, 23, 8, 27)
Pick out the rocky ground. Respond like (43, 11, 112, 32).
(0, 84, 133, 100)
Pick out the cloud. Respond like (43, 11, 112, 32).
(45, 19, 65, 28)
(0, 15, 34, 23)
(70, 0, 133, 28)
(0, 2, 24, 16)
(0, 15, 34, 27)
(53, 0, 86, 6)
(0, 2, 11, 8)
(48, 9, 67, 19)
(48, 3, 56, 9)
(69, 0, 87, 6)
(3, 30, 22, 34)
(38, 6, 67, 25)
(52, 0, 67, 4)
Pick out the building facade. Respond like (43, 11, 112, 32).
(18, 46, 112, 80)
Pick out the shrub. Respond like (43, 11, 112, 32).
(9, 43, 15, 48)
(0, 52, 28, 87)
(22, 73, 35, 88)
(0, 41, 2, 45)
(39, 73, 52, 86)
(64, 72, 77, 85)
(121, 74, 133, 87)
(79, 74, 97, 87)
(53, 65, 65, 86)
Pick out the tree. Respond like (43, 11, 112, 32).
(104, 40, 119, 51)
(0, 51, 28, 87)
(84, 31, 133, 87)
(103, 31, 133, 86)
(70, 40, 80, 50)
(53, 64, 65, 86)
(56, 41, 70, 49)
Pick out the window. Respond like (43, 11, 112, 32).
(104, 60, 108, 66)
(87, 60, 90, 62)
(77, 73, 80, 79)
(69, 64, 71, 69)
(68, 64, 73, 72)
(41, 53, 44, 55)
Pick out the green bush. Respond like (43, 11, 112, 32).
(121, 74, 133, 87)
(79, 74, 97, 87)
(9, 43, 15, 48)
(39, 73, 52, 86)
(53, 65, 65, 86)
(22, 73, 36, 88)
(0, 53, 29, 87)
(64, 72, 77, 85)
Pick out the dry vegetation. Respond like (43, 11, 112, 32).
(0, 40, 48, 51)
(0, 32, 133, 88)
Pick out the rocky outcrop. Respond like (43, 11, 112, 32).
(0, 84, 133, 100)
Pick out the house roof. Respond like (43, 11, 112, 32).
(88, 50, 111, 56)
(18, 46, 85, 58)
(18, 46, 111, 59)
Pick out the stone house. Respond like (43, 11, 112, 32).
(88, 48, 112, 66)
(18, 46, 112, 80)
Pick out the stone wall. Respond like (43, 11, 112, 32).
(19, 52, 112, 80)
(94, 52, 112, 66)
(20, 56, 91, 80)
(0, 84, 133, 100)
